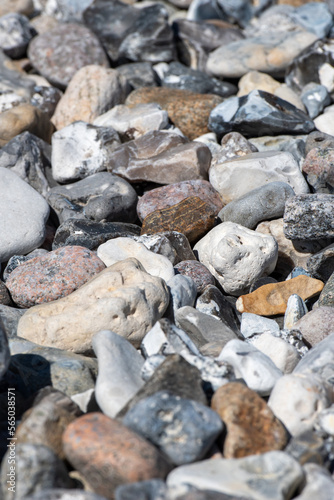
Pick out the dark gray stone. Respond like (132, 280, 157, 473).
(115, 479, 167, 500)
(0, 13, 36, 59)
(0, 49, 35, 99)
(218, 182, 295, 229)
(285, 430, 327, 466)
(3, 255, 31, 282)
(301, 83, 331, 119)
(249, 277, 277, 292)
(0, 281, 12, 306)
(305, 131, 334, 156)
(283, 194, 334, 240)
(195, 285, 240, 333)
(176, 492, 251, 500)
(318, 270, 334, 308)
(160, 231, 196, 263)
(117, 62, 158, 90)
(287, 267, 311, 280)
(307, 244, 334, 282)
(30, 85, 63, 119)
(0, 305, 25, 338)
(209, 90, 315, 138)
(0, 320, 9, 380)
(122, 390, 223, 465)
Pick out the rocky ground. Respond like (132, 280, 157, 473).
(1, 0, 334, 499)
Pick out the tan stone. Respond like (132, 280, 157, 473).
(236, 275, 324, 316)
(274, 84, 305, 111)
(211, 382, 288, 458)
(0, 104, 54, 147)
(17, 258, 169, 353)
(0, 0, 33, 16)
(278, 0, 322, 5)
(237, 71, 281, 97)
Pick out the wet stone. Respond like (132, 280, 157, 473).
(0, 13, 35, 59)
(302, 147, 334, 194)
(174, 260, 215, 294)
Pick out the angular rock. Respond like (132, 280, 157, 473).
(195, 285, 240, 333)
(175, 260, 215, 294)
(117, 62, 158, 90)
(283, 294, 308, 330)
(302, 147, 334, 193)
(167, 275, 197, 321)
(307, 243, 334, 282)
(0, 13, 35, 59)
(17, 258, 169, 353)
(194, 222, 278, 296)
(236, 275, 324, 316)
(250, 332, 300, 374)
(6, 246, 106, 308)
(131, 233, 178, 265)
(240, 313, 280, 339)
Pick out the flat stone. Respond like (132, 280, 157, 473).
(62, 413, 171, 499)
(175, 260, 215, 294)
(307, 243, 334, 281)
(302, 147, 334, 193)
(17, 258, 169, 353)
(51, 65, 130, 130)
(250, 332, 300, 374)
(236, 275, 324, 316)
(125, 87, 223, 140)
(209, 151, 309, 205)
(28, 23, 109, 89)
(6, 246, 105, 308)
(283, 294, 308, 330)
(218, 182, 295, 229)
(92, 330, 145, 418)
(211, 382, 288, 458)
(293, 463, 334, 500)
(194, 222, 278, 296)
(240, 313, 280, 339)
(195, 285, 240, 334)
(0, 13, 35, 59)
(141, 197, 215, 244)
(208, 90, 314, 138)
(137, 179, 223, 222)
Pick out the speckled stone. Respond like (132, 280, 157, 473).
(141, 196, 216, 244)
(137, 180, 223, 222)
(126, 87, 223, 140)
(6, 246, 105, 308)
(211, 382, 289, 458)
(174, 260, 215, 294)
(62, 413, 172, 498)
(302, 148, 334, 193)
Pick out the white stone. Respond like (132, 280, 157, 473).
(284, 294, 308, 330)
(314, 110, 334, 136)
(168, 275, 197, 316)
(194, 222, 278, 296)
(240, 313, 280, 338)
(92, 330, 145, 418)
(0, 167, 49, 263)
(209, 151, 309, 205)
(319, 63, 334, 93)
(251, 332, 300, 374)
(268, 373, 333, 436)
(294, 463, 334, 500)
(70, 388, 97, 413)
(51, 121, 121, 183)
(316, 405, 334, 435)
(97, 237, 175, 283)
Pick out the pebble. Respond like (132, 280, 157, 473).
(283, 294, 308, 329)
(240, 313, 280, 339)
(6, 246, 105, 308)
(250, 332, 300, 374)
(302, 147, 334, 193)
(318, 270, 334, 307)
(307, 243, 334, 282)
(0, 13, 35, 59)
(167, 275, 198, 320)
(195, 285, 240, 333)
(293, 332, 334, 386)
(174, 260, 215, 294)
(132, 233, 178, 265)
(0, 0, 34, 17)
(301, 83, 331, 119)
(294, 463, 334, 500)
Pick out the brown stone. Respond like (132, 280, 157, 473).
(236, 275, 324, 316)
(0, 0, 34, 16)
(302, 147, 334, 193)
(125, 87, 223, 140)
(141, 196, 216, 244)
(211, 382, 289, 459)
(278, 0, 322, 5)
(63, 413, 171, 498)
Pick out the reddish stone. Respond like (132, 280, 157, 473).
(6, 245, 105, 308)
(137, 180, 223, 222)
(62, 413, 171, 498)
(302, 147, 334, 192)
(175, 260, 215, 293)
(140, 196, 216, 244)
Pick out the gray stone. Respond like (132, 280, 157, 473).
(0, 305, 26, 338)
(132, 234, 177, 265)
(30, 85, 63, 120)
(117, 62, 158, 90)
(123, 391, 223, 465)
(294, 463, 334, 500)
(115, 480, 167, 500)
(305, 131, 334, 155)
(293, 331, 334, 385)
(307, 243, 334, 282)
(250, 332, 300, 375)
(218, 182, 295, 230)
(285, 429, 328, 467)
(38, 0, 94, 23)
(240, 313, 279, 339)
(284, 294, 308, 330)
(24, 491, 107, 500)
(0, 13, 35, 59)
(294, 307, 334, 347)
(286, 267, 311, 280)
(195, 285, 240, 334)
(290, 2, 333, 39)
(167, 275, 197, 321)
(301, 83, 331, 119)
(318, 270, 334, 307)
(0, 320, 9, 380)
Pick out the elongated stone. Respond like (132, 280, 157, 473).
(283, 294, 308, 330)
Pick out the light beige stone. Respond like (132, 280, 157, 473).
(0, 0, 33, 16)
(237, 71, 281, 97)
(17, 258, 169, 354)
(274, 84, 305, 111)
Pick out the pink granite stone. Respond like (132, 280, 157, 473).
(174, 260, 216, 293)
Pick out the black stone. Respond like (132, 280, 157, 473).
(307, 246, 334, 282)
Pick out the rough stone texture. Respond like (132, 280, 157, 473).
(318, 270, 334, 307)
(283, 194, 334, 240)
(125, 87, 223, 140)
(305, 131, 334, 155)
(302, 147, 334, 193)
(307, 243, 334, 282)
(236, 275, 324, 316)
(137, 179, 223, 222)
(240, 313, 279, 339)
(6, 246, 106, 308)
(141, 197, 216, 244)
(209, 131, 258, 167)
(132, 233, 178, 265)
(175, 260, 215, 294)
(211, 382, 288, 458)
(0, 12, 35, 59)
(17, 258, 169, 353)
(194, 222, 278, 296)
(28, 23, 109, 89)
(51, 65, 130, 130)
(294, 307, 334, 347)
(62, 413, 172, 499)
(117, 62, 158, 90)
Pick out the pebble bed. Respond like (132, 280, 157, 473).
(2, 0, 334, 499)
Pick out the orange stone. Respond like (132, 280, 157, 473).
(63, 413, 171, 498)
(140, 196, 216, 244)
(236, 274, 324, 316)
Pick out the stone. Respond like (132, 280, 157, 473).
(283, 194, 334, 240)
(0, 103, 54, 147)
(286, 267, 311, 280)
(218, 182, 295, 230)
(318, 270, 334, 307)
(250, 332, 300, 374)
(115, 480, 167, 500)
(211, 382, 289, 458)
(93, 103, 169, 140)
(0, 13, 35, 59)
(195, 285, 240, 334)
(236, 275, 324, 316)
(51, 65, 130, 130)
(141, 197, 215, 244)
(301, 83, 331, 119)
(92, 330, 145, 418)
(302, 147, 334, 193)
(283, 294, 308, 330)
(208, 90, 314, 138)
(17, 258, 169, 353)
(209, 151, 309, 205)
(240, 313, 280, 339)
(62, 413, 171, 498)
(131, 233, 178, 265)
(307, 243, 334, 281)
(23, 491, 107, 500)
(210, 131, 258, 167)
(305, 131, 334, 155)
(51, 121, 121, 183)
(218, 339, 282, 396)
(6, 246, 106, 308)
(316, 405, 334, 435)
(314, 109, 334, 136)
(0, 305, 26, 338)
(30, 84, 63, 120)
(237, 71, 281, 97)
(0, 321, 10, 379)
(166, 451, 304, 500)
(194, 222, 278, 296)
(0, 0, 33, 17)
(137, 180, 223, 222)
(160, 231, 196, 263)
(175, 260, 215, 294)
(117, 62, 158, 90)
(294, 463, 334, 500)
(97, 237, 174, 283)
(167, 275, 198, 321)
(125, 87, 223, 140)
(293, 332, 334, 385)
(35, 0, 94, 23)
(0, 280, 12, 306)
(0, 167, 49, 263)
(47, 172, 138, 225)
(28, 23, 109, 89)
(268, 373, 333, 436)
(285, 429, 328, 467)
(274, 83, 306, 111)
(249, 134, 307, 164)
